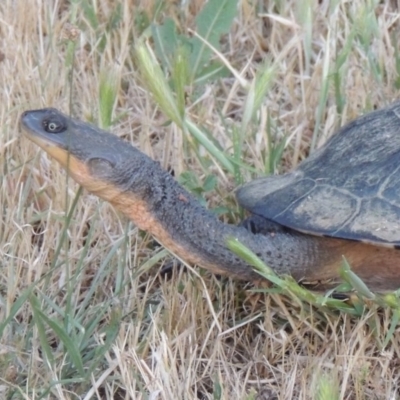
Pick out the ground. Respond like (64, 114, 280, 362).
(1, 0, 400, 398)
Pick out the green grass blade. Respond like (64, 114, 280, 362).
(226, 237, 283, 287)
(382, 309, 400, 348)
(241, 63, 274, 132)
(30, 294, 55, 369)
(36, 309, 85, 376)
(185, 119, 235, 174)
(0, 284, 34, 338)
(136, 41, 183, 126)
(98, 68, 119, 129)
(339, 258, 375, 300)
(151, 18, 178, 72)
(189, 0, 237, 80)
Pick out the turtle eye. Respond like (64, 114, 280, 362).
(43, 117, 66, 133)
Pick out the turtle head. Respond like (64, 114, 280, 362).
(20, 108, 150, 199)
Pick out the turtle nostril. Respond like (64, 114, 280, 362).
(21, 111, 29, 120)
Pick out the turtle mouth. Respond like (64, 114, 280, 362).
(20, 120, 71, 169)
(20, 111, 91, 184)
(20, 108, 68, 147)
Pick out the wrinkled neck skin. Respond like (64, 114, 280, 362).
(88, 155, 344, 285)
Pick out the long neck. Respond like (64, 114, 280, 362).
(93, 158, 340, 283)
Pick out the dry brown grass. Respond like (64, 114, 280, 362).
(1, 0, 400, 398)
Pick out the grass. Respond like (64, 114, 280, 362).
(1, 0, 400, 398)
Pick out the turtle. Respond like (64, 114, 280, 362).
(19, 102, 400, 291)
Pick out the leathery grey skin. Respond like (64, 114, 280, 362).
(20, 108, 337, 284)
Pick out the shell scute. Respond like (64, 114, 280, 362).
(237, 101, 400, 245)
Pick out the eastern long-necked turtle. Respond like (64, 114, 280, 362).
(20, 103, 400, 290)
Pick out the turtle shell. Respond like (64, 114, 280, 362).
(236, 101, 400, 246)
